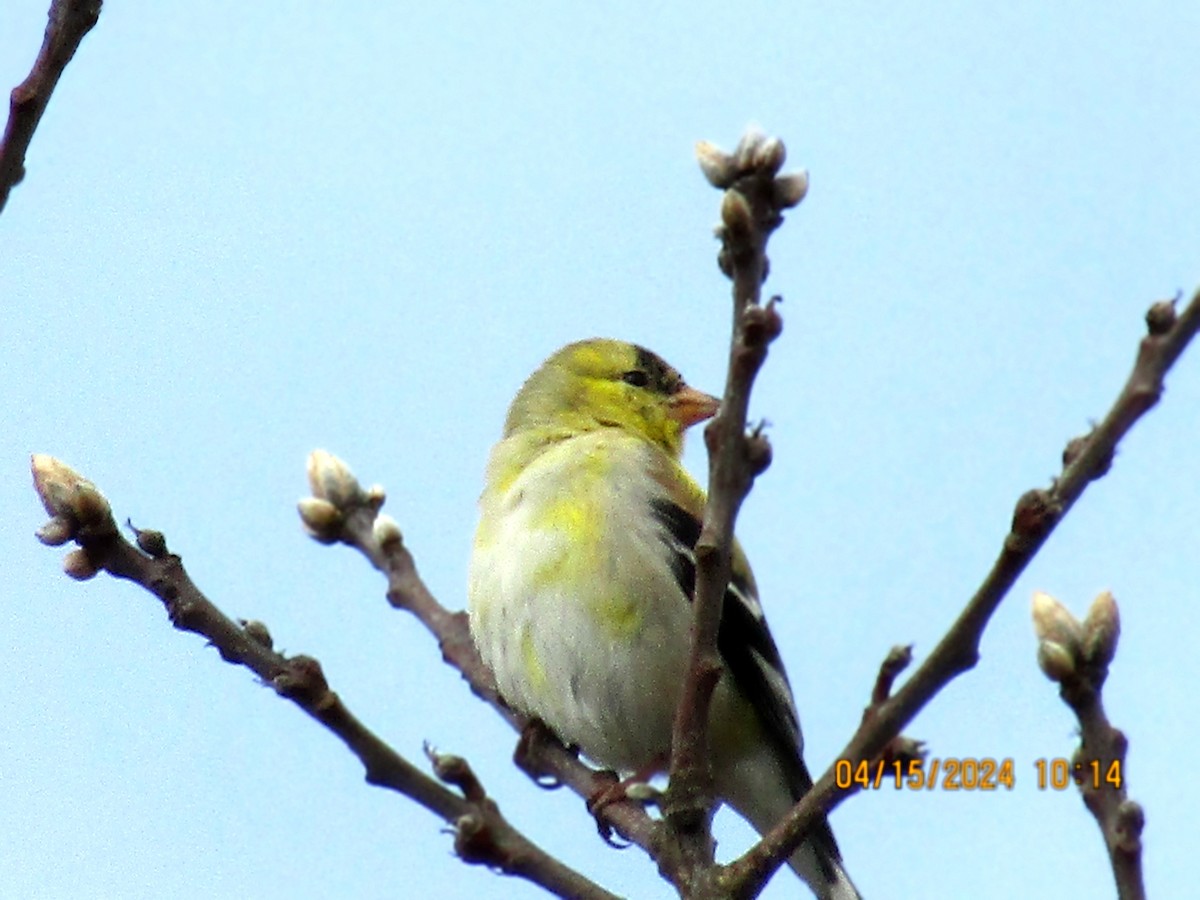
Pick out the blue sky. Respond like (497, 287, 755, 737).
(3, 3, 1198, 898)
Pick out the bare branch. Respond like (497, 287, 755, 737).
(726, 286, 1200, 893)
(0, 0, 101, 215)
(32, 454, 621, 900)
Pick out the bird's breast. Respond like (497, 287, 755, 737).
(467, 431, 692, 770)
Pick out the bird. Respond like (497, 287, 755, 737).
(468, 338, 860, 900)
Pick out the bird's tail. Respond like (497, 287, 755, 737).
(717, 741, 862, 900)
(783, 832, 861, 900)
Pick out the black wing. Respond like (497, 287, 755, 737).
(650, 497, 843, 865)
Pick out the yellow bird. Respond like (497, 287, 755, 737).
(468, 338, 860, 899)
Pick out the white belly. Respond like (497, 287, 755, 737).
(468, 430, 692, 771)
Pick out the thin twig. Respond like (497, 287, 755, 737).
(664, 132, 803, 896)
(0, 0, 102, 214)
(1072, 693, 1144, 900)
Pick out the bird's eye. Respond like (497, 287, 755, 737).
(621, 369, 650, 388)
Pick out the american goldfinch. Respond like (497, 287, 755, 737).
(468, 338, 860, 900)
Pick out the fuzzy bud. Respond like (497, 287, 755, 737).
(772, 170, 809, 208)
(32, 454, 83, 517)
(720, 189, 754, 237)
(31, 455, 112, 531)
(36, 516, 74, 546)
(62, 548, 99, 581)
(695, 140, 736, 188)
(1081, 590, 1120, 669)
(306, 449, 361, 508)
(372, 513, 403, 548)
(71, 484, 113, 529)
(752, 136, 786, 175)
(364, 483, 387, 512)
(298, 497, 343, 543)
(1036, 639, 1077, 683)
(1031, 591, 1083, 655)
(733, 127, 767, 168)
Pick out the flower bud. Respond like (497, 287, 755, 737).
(62, 548, 99, 581)
(752, 136, 786, 175)
(1031, 590, 1083, 654)
(1036, 639, 1077, 683)
(695, 140, 736, 188)
(297, 497, 343, 543)
(306, 449, 361, 508)
(36, 516, 74, 546)
(772, 170, 809, 208)
(32, 453, 110, 525)
(71, 484, 113, 529)
(720, 189, 754, 237)
(1081, 590, 1120, 669)
(32, 454, 77, 517)
(373, 513, 403, 548)
(364, 483, 387, 512)
(733, 127, 767, 168)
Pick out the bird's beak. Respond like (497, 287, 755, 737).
(669, 385, 721, 427)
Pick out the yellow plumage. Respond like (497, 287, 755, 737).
(468, 338, 860, 900)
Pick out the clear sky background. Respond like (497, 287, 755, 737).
(3, 3, 1198, 898)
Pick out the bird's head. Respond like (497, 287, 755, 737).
(503, 338, 720, 458)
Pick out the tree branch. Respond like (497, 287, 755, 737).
(725, 287, 1200, 895)
(660, 132, 806, 894)
(299, 451, 663, 893)
(0, 0, 101, 215)
(31, 454, 620, 900)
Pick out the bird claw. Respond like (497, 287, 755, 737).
(587, 771, 635, 847)
(514, 718, 575, 788)
(586, 762, 667, 846)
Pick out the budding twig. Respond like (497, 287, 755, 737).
(665, 129, 806, 896)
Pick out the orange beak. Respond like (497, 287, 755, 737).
(669, 384, 721, 427)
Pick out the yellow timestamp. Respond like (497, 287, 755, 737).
(835, 757, 1016, 791)
(1034, 757, 1123, 790)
